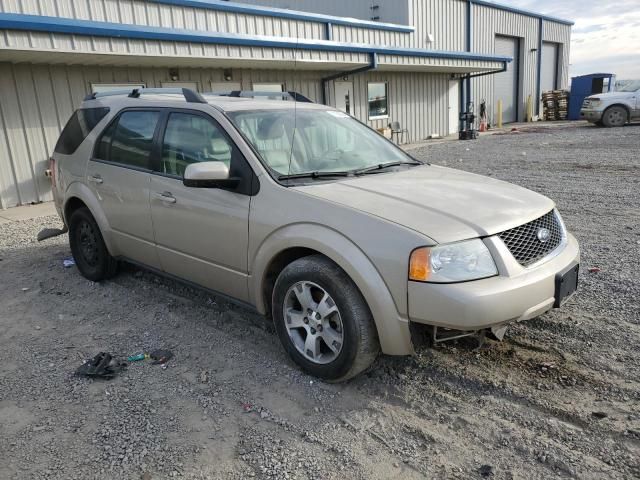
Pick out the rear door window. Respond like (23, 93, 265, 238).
(94, 110, 160, 170)
(54, 108, 110, 154)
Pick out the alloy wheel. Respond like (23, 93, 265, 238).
(283, 281, 344, 364)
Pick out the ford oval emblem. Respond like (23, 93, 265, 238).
(537, 227, 551, 243)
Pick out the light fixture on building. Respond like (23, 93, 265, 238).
(224, 70, 233, 81)
(169, 68, 179, 81)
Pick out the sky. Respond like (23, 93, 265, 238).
(501, 0, 640, 80)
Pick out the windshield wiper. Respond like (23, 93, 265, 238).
(352, 160, 423, 176)
(278, 171, 353, 181)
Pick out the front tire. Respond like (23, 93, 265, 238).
(68, 207, 118, 282)
(602, 106, 628, 127)
(272, 255, 380, 381)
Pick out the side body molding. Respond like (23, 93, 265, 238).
(249, 224, 414, 356)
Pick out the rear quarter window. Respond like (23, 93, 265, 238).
(54, 107, 110, 155)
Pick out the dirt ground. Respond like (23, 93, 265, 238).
(1, 122, 639, 480)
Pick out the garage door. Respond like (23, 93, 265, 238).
(541, 42, 559, 94)
(494, 36, 520, 123)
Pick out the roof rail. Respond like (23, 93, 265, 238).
(84, 87, 208, 104)
(205, 91, 314, 103)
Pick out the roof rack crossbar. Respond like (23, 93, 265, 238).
(204, 90, 313, 103)
(85, 87, 207, 104)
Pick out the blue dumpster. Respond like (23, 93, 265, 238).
(568, 73, 614, 120)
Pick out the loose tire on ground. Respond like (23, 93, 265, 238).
(272, 255, 380, 381)
(68, 207, 118, 282)
(602, 106, 628, 128)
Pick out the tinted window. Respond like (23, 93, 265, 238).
(109, 111, 160, 169)
(95, 120, 117, 161)
(160, 112, 233, 177)
(54, 108, 110, 154)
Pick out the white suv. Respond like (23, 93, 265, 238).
(581, 80, 640, 127)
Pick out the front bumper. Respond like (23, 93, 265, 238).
(580, 109, 603, 122)
(408, 233, 580, 331)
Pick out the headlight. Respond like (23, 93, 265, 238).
(409, 239, 498, 283)
(588, 99, 601, 107)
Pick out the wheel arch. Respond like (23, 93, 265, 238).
(604, 103, 631, 121)
(63, 182, 116, 255)
(250, 224, 414, 355)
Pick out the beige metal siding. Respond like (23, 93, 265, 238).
(0, 0, 418, 47)
(231, 0, 411, 25)
(330, 71, 449, 141)
(408, 0, 466, 50)
(543, 21, 571, 89)
(0, 0, 326, 40)
(471, 4, 539, 124)
(331, 25, 410, 48)
(0, 29, 374, 66)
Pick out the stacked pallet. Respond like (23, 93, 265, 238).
(542, 91, 556, 120)
(541, 90, 570, 121)
(555, 90, 569, 120)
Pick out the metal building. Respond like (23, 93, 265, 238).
(0, 0, 572, 209)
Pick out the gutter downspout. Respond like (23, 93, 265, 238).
(464, 0, 473, 113)
(466, 62, 508, 79)
(321, 52, 378, 106)
(536, 18, 543, 117)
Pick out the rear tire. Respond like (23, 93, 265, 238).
(68, 207, 118, 282)
(272, 255, 380, 382)
(602, 106, 628, 127)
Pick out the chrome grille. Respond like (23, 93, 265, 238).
(498, 210, 564, 267)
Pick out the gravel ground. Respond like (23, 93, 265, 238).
(1, 122, 639, 480)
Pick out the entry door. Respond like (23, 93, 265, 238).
(540, 42, 559, 94)
(448, 80, 460, 135)
(87, 109, 162, 269)
(494, 36, 520, 123)
(149, 110, 251, 302)
(334, 82, 353, 115)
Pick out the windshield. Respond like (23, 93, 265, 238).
(616, 80, 640, 92)
(227, 109, 415, 176)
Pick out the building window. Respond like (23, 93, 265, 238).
(91, 83, 145, 93)
(368, 82, 389, 119)
(252, 83, 284, 92)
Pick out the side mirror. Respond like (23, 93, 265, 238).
(183, 161, 239, 188)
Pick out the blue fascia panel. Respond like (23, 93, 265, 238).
(150, 0, 415, 33)
(469, 0, 574, 26)
(0, 13, 512, 64)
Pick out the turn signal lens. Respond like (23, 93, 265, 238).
(409, 247, 431, 281)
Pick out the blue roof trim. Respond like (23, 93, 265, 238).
(0, 13, 512, 64)
(150, 0, 415, 33)
(469, 0, 574, 26)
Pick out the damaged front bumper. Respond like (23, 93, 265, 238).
(407, 234, 580, 335)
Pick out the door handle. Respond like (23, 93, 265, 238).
(88, 174, 103, 184)
(154, 192, 176, 204)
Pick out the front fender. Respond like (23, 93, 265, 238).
(250, 223, 414, 355)
(64, 181, 117, 255)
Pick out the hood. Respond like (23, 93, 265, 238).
(295, 165, 554, 243)
(588, 91, 636, 100)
